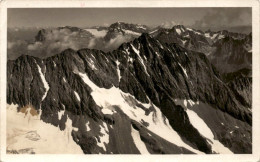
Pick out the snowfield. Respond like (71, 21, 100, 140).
(7, 104, 83, 154)
(84, 29, 107, 38)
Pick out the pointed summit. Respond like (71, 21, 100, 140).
(139, 32, 151, 39)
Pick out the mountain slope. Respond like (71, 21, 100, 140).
(7, 33, 252, 154)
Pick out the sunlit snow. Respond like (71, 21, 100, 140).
(156, 40, 164, 49)
(130, 44, 149, 76)
(84, 29, 107, 38)
(74, 91, 80, 102)
(63, 77, 67, 83)
(180, 39, 187, 45)
(35, 61, 49, 102)
(101, 108, 114, 115)
(218, 34, 225, 39)
(204, 33, 210, 38)
(178, 63, 188, 78)
(88, 59, 97, 70)
(7, 104, 83, 154)
(58, 110, 65, 120)
(123, 29, 141, 36)
(131, 126, 150, 154)
(176, 28, 182, 35)
(149, 29, 158, 34)
(186, 28, 202, 35)
(96, 122, 109, 151)
(85, 121, 91, 131)
(116, 60, 121, 82)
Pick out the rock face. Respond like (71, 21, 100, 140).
(7, 33, 252, 154)
(35, 29, 46, 42)
(223, 68, 252, 108)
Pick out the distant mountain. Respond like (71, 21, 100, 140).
(153, 25, 213, 55)
(34, 26, 94, 42)
(153, 25, 251, 73)
(209, 34, 252, 73)
(196, 25, 252, 35)
(7, 33, 251, 154)
(102, 22, 151, 43)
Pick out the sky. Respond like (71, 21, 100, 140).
(8, 8, 252, 30)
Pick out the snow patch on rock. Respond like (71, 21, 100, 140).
(176, 29, 182, 35)
(123, 30, 141, 36)
(178, 63, 188, 78)
(85, 121, 91, 131)
(88, 59, 97, 70)
(116, 60, 121, 82)
(131, 126, 150, 154)
(58, 110, 65, 120)
(35, 62, 49, 102)
(74, 91, 80, 102)
(97, 122, 109, 151)
(131, 44, 149, 76)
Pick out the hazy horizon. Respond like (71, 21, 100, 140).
(8, 8, 252, 33)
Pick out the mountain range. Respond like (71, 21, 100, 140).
(6, 22, 252, 154)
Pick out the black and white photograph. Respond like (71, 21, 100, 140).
(0, 0, 260, 161)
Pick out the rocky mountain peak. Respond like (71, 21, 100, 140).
(58, 26, 83, 32)
(137, 33, 152, 42)
(172, 25, 186, 31)
(35, 29, 46, 42)
(108, 22, 148, 33)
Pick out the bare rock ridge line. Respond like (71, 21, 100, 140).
(7, 32, 252, 154)
(16, 22, 251, 74)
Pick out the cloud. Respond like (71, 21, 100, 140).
(105, 34, 133, 50)
(87, 38, 97, 49)
(193, 8, 251, 29)
(103, 23, 110, 27)
(27, 42, 42, 50)
(8, 28, 95, 59)
(8, 28, 137, 60)
(87, 34, 135, 52)
(7, 40, 29, 60)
